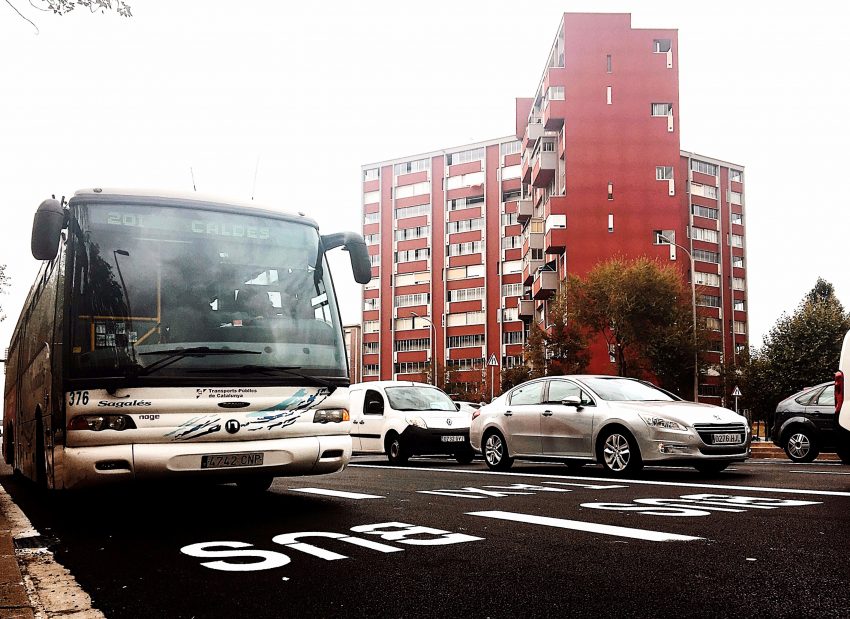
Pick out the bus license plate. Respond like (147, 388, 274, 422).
(712, 433, 741, 445)
(441, 436, 464, 443)
(201, 453, 264, 469)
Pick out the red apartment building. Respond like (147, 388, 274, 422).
(360, 13, 747, 403)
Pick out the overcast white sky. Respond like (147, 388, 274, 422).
(1, 1, 847, 388)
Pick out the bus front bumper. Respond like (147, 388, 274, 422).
(54, 435, 352, 490)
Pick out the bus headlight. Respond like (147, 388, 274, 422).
(313, 409, 349, 424)
(68, 415, 137, 431)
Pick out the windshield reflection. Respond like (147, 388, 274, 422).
(68, 203, 347, 381)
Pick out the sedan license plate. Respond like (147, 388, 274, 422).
(441, 435, 464, 443)
(712, 433, 741, 445)
(201, 453, 264, 469)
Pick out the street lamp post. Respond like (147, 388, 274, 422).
(658, 235, 699, 402)
(410, 312, 436, 387)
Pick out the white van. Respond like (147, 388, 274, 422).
(836, 330, 850, 463)
(348, 381, 474, 464)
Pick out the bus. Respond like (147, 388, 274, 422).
(3, 189, 371, 491)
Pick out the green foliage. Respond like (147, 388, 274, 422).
(568, 256, 700, 397)
(742, 278, 850, 420)
(41, 0, 132, 17)
(500, 364, 531, 392)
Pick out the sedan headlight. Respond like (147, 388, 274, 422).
(639, 414, 686, 431)
(406, 416, 428, 429)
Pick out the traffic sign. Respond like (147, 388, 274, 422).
(731, 386, 742, 397)
(487, 354, 499, 366)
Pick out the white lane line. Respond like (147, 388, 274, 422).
(789, 470, 850, 476)
(349, 464, 850, 497)
(289, 488, 384, 499)
(467, 510, 702, 542)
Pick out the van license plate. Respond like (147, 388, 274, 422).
(712, 434, 741, 445)
(201, 453, 264, 468)
(441, 436, 464, 443)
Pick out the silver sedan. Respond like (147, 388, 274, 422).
(470, 375, 751, 475)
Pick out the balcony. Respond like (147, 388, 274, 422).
(516, 199, 533, 224)
(532, 269, 559, 300)
(521, 150, 532, 184)
(522, 220, 544, 255)
(544, 227, 567, 255)
(518, 298, 535, 320)
(522, 256, 544, 285)
(531, 140, 557, 188)
(524, 116, 544, 147)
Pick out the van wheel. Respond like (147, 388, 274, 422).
(385, 433, 409, 465)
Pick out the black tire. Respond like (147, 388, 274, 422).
(783, 429, 818, 463)
(482, 431, 513, 471)
(455, 448, 475, 465)
(597, 427, 643, 476)
(236, 475, 274, 492)
(565, 461, 586, 472)
(836, 442, 850, 465)
(835, 428, 850, 464)
(694, 462, 730, 474)
(385, 433, 409, 465)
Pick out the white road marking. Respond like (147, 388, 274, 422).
(467, 510, 702, 542)
(290, 488, 384, 499)
(349, 464, 850, 497)
(789, 470, 850, 475)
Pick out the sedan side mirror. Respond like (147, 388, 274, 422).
(562, 396, 582, 407)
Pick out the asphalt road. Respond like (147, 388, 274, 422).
(3, 457, 849, 618)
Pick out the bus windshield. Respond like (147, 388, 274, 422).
(67, 202, 347, 382)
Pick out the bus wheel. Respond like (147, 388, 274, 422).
(236, 475, 274, 492)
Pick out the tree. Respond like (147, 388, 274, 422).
(543, 285, 590, 376)
(745, 278, 850, 418)
(568, 256, 702, 396)
(501, 364, 531, 392)
(5, 0, 131, 34)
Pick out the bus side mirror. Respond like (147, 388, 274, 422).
(321, 232, 372, 285)
(32, 199, 65, 261)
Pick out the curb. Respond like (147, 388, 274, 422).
(0, 485, 34, 619)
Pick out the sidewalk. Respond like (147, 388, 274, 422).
(0, 494, 34, 619)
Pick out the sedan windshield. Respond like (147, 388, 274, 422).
(67, 202, 346, 381)
(580, 377, 677, 402)
(385, 386, 456, 412)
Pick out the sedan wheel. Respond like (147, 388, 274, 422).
(483, 432, 513, 471)
(784, 431, 818, 463)
(599, 430, 642, 475)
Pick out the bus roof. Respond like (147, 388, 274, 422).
(69, 188, 319, 229)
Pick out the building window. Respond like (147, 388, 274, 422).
(729, 169, 744, 182)
(364, 233, 380, 245)
(653, 229, 675, 245)
(729, 191, 742, 205)
(395, 203, 431, 220)
(394, 293, 430, 308)
(651, 103, 673, 117)
(396, 248, 430, 263)
(446, 358, 484, 372)
(503, 355, 523, 369)
(446, 171, 485, 190)
(364, 212, 380, 225)
(395, 361, 428, 375)
(503, 307, 519, 322)
(395, 226, 430, 242)
(447, 195, 485, 211)
(706, 340, 723, 353)
(500, 141, 521, 156)
(606, 54, 612, 73)
(503, 331, 524, 345)
(447, 147, 486, 166)
(394, 159, 429, 176)
(653, 39, 672, 53)
(364, 190, 380, 204)
(699, 384, 722, 397)
(694, 272, 721, 287)
(501, 212, 518, 226)
(369, 254, 380, 267)
(733, 321, 747, 334)
(446, 264, 485, 281)
(363, 342, 379, 354)
(395, 338, 430, 352)
(732, 277, 746, 291)
(394, 271, 429, 287)
(364, 298, 379, 311)
(501, 236, 521, 250)
(697, 295, 721, 308)
(694, 249, 720, 264)
(731, 212, 743, 226)
(364, 320, 379, 334)
(395, 181, 430, 199)
(502, 283, 523, 298)
(363, 168, 379, 181)
(690, 183, 718, 199)
(541, 140, 556, 153)
(363, 364, 379, 376)
(691, 160, 718, 176)
(446, 311, 486, 327)
(734, 299, 746, 311)
(607, 182, 614, 200)
(705, 317, 722, 331)
(502, 188, 522, 202)
(547, 86, 565, 101)
(656, 166, 674, 180)
(447, 242, 483, 257)
(731, 234, 744, 248)
(732, 256, 744, 268)
(608, 213, 614, 232)
(447, 334, 485, 349)
(447, 218, 484, 234)
(448, 287, 485, 303)
(691, 204, 719, 220)
(690, 226, 719, 244)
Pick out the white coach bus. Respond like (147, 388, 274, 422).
(3, 189, 370, 490)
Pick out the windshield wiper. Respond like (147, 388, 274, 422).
(137, 347, 261, 376)
(189, 364, 337, 390)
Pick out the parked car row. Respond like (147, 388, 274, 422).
(347, 376, 752, 476)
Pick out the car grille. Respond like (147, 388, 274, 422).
(693, 423, 747, 445)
